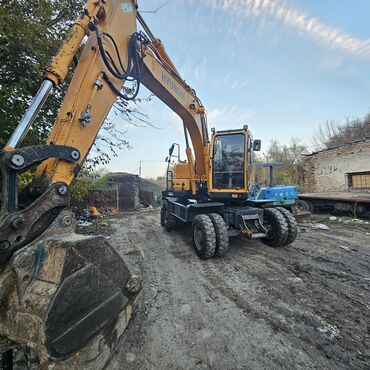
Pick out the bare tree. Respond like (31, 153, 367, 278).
(255, 138, 307, 188)
(312, 112, 370, 150)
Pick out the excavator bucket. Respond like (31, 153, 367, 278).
(0, 210, 141, 369)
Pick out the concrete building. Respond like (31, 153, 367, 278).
(107, 173, 140, 210)
(88, 173, 159, 211)
(303, 138, 370, 193)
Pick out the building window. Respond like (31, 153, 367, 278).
(348, 171, 370, 190)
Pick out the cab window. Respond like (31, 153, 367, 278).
(212, 134, 245, 189)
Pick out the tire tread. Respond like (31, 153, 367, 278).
(192, 214, 216, 259)
(208, 213, 229, 257)
(261, 208, 288, 247)
(276, 207, 298, 245)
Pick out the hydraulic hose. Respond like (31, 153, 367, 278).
(89, 23, 149, 100)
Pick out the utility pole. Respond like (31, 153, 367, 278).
(138, 160, 163, 181)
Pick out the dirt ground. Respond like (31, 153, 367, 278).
(99, 210, 370, 370)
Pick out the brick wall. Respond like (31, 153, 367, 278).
(303, 139, 370, 192)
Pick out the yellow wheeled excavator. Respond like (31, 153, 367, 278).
(162, 126, 299, 259)
(0, 0, 212, 368)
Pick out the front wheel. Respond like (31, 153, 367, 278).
(261, 208, 288, 247)
(192, 215, 216, 259)
(208, 213, 229, 257)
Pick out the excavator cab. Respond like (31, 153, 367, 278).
(210, 128, 247, 191)
(209, 126, 260, 200)
(165, 126, 261, 199)
(212, 133, 245, 189)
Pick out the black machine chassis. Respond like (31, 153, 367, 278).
(162, 185, 299, 245)
(163, 193, 268, 234)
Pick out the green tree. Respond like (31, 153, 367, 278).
(257, 138, 307, 188)
(0, 0, 84, 147)
(0, 0, 154, 168)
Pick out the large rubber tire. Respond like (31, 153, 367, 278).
(161, 202, 177, 231)
(276, 207, 298, 245)
(160, 204, 165, 227)
(192, 215, 216, 259)
(261, 208, 288, 247)
(208, 213, 229, 257)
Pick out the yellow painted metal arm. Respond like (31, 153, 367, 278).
(33, 0, 208, 195)
(33, 0, 138, 188)
(141, 46, 209, 193)
(44, 0, 104, 86)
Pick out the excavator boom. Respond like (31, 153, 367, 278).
(0, 1, 209, 368)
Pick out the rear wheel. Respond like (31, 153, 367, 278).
(296, 199, 312, 213)
(160, 202, 177, 231)
(261, 208, 288, 247)
(192, 215, 216, 259)
(208, 213, 229, 257)
(276, 207, 298, 245)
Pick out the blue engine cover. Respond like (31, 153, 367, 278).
(249, 185, 298, 202)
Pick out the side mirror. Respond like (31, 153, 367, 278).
(253, 139, 261, 151)
(165, 156, 169, 162)
(169, 144, 175, 156)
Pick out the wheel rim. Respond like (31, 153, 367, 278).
(193, 225, 203, 251)
(264, 218, 277, 240)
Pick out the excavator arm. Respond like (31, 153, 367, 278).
(0, 1, 208, 368)
(1, 0, 209, 264)
(9, 0, 209, 186)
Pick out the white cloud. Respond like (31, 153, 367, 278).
(202, 0, 370, 59)
(179, 56, 208, 84)
(207, 105, 254, 130)
(230, 79, 249, 91)
(319, 57, 344, 72)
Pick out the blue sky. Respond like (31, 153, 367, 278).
(107, 0, 370, 178)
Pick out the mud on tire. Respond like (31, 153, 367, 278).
(161, 202, 178, 231)
(192, 214, 216, 259)
(276, 207, 298, 245)
(261, 208, 288, 247)
(208, 213, 229, 257)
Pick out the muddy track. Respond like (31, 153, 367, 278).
(107, 211, 370, 370)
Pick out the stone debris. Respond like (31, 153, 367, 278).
(318, 323, 340, 340)
(336, 217, 369, 225)
(306, 223, 330, 230)
(77, 220, 92, 228)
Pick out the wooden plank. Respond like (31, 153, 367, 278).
(300, 191, 370, 203)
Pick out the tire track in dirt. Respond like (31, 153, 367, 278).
(194, 255, 330, 369)
(106, 211, 370, 370)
